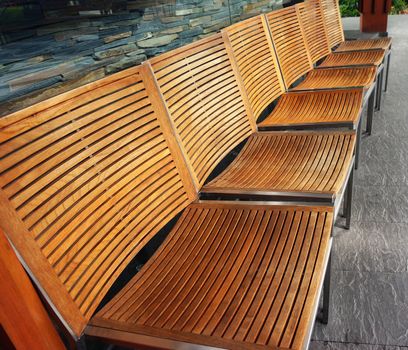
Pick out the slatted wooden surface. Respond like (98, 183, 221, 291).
(297, 0, 331, 63)
(223, 16, 285, 119)
(148, 34, 255, 188)
(0, 66, 195, 337)
(319, 50, 385, 68)
(319, 0, 345, 48)
(335, 38, 392, 52)
(259, 89, 363, 128)
(265, 8, 313, 88)
(90, 201, 333, 350)
(203, 131, 355, 197)
(293, 66, 376, 90)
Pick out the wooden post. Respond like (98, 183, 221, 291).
(359, 0, 392, 33)
(0, 228, 65, 350)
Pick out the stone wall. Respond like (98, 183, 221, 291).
(0, 0, 282, 115)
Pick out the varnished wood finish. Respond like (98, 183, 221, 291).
(265, 7, 313, 88)
(203, 131, 356, 199)
(0, 228, 66, 350)
(223, 16, 285, 120)
(319, 0, 344, 48)
(319, 50, 385, 68)
(0, 66, 195, 337)
(293, 66, 376, 91)
(90, 201, 334, 350)
(297, 0, 331, 63)
(148, 34, 255, 188)
(335, 38, 392, 52)
(259, 89, 363, 128)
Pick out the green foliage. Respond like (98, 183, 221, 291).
(391, 0, 408, 14)
(339, 0, 359, 17)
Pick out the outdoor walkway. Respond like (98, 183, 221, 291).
(311, 15, 408, 350)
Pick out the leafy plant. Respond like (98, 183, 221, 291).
(391, 0, 408, 14)
(339, 0, 359, 17)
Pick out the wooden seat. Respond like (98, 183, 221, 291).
(319, 50, 385, 68)
(292, 67, 376, 91)
(335, 38, 392, 53)
(318, 0, 392, 53)
(258, 89, 363, 129)
(88, 201, 334, 350)
(222, 15, 367, 131)
(0, 60, 337, 350)
(202, 131, 355, 203)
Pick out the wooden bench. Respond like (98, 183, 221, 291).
(222, 12, 370, 170)
(147, 34, 356, 226)
(0, 64, 336, 350)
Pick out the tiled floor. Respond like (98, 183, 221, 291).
(311, 16, 408, 350)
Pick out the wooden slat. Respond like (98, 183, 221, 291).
(265, 7, 313, 88)
(319, 50, 385, 68)
(297, 0, 331, 63)
(90, 202, 334, 350)
(0, 66, 195, 337)
(292, 66, 376, 90)
(259, 89, 363, 128)
(90, 201, 333, 349)
(335, 38, 392, 52)
(319, 0, 344, 48)
(148, 33, 255, 188)
(223, 15, 285, 120)
(202, 131, 356, 197)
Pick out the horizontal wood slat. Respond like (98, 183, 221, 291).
(90, 202, 333, 350)
(293, 66, 376, 90)
(259, 89, 363, 127)
(265, 8, 313, 88)
(335, 38, 392, 52)
(203, 131, 355, 198)
(223, 16, 285, 120)
(0, 66, 195, 336)
(297, 0, 332, 63)
(319, 50, 385, 68)
(148, 34, 255, 188)
(319, 0, 344, 48)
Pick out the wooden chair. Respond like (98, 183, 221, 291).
(318, 0, 392, 93)
(0, 64, 335, 350)
(223, 14, 368, 169)
(148, 34, 356, 225)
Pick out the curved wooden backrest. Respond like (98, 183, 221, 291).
(0, 65, 196, 338)
(319, 0, 345, 48)
(223, 15, 286, 120)
(265, 6, 313, 88)
(148, 33, 256, 188)
(297, 0, 331, 63)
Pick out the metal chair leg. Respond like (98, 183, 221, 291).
(377, 69, 384, 111)
(355, 122, 362, 170)
(384, 51, 391, 92)
(321, 252, 332, 325)
(366, 88, 375, 135)
(345, 167, 354, 230)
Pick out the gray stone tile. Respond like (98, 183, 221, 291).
(312, 271, 408, 346)
(351, 186, 408, 224)
(331, 222, 408, 273)
(310, 341, 406, 350)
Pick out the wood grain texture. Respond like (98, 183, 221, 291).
(0, 227, 66, 350)
(90, 202, 334, 350)
(335, 38, 392, 52)
(319, 0, 345, 48)
(319, 50, 385, 68)
(203, 131, 356, 198)
(0, 65, 194, 337)
(265, 7, 313, 88)
(223, 15, 285, 120)
(148, 34, 255, 188)
(297, 0, 332, 63)
(259, 89, 363, 128)
(293, 66, 376, 91)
